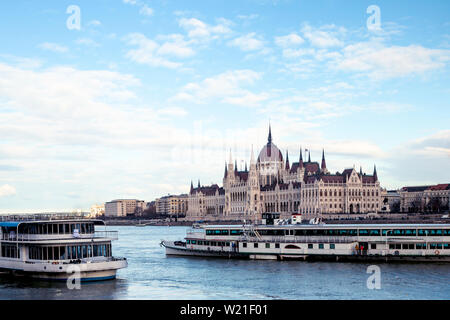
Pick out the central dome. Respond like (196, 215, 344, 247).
(257, 126, 283, 163)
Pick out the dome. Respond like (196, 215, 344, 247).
(257, 143, 283, 163)
(257, 125, 283, 163)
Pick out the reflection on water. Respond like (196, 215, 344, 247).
(1, 226, 449, 300)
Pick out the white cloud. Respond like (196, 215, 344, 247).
(124, 33, 190, 69)
(301, 24, 344, 48)
(139, 5, 153, 16)
(275, 33, 304, 48)
(335, 42, 450, 79)
(228, 33, 265, 52)
(172, 69, 268, 106)
(0, 185, 16, 197)
(38, 42, 69, 53)
(179, 17, 232, 41)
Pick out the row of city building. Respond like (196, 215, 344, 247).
(89, 127, 449, 220)
(89, 195, 190, 218)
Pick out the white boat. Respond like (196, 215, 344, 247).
(161, 220, 450, 262)
(0, 215, 127, 281)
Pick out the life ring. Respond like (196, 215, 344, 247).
(435, 250, 440, 255)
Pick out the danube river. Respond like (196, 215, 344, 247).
(0, 226, 449, 300)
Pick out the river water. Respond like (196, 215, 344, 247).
(0, 226, 449, 300)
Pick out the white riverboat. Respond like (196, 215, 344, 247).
(162, 220, 450, 262)
(0, 215, 127, 281)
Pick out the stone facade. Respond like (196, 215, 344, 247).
(400, 184, 450, 213)
(155, 194, 188, 216)
(186, 127, 382, 222)
(104, 199, 146, 217)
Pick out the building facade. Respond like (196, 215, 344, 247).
(186, 127, 382, 222)
(155, 194, 188, 217)
(104, 199, 146, 217)
(89, 204, 105, 218)
(400, 184, 450, 213)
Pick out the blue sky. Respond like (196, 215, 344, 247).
(0, 0, 449, 212)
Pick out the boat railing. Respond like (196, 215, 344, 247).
(238, 235, 358, 244)
(1, 230, 118, 241)
(0, 213, 90, 221)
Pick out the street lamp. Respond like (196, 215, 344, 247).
(385, 229, 393, 255)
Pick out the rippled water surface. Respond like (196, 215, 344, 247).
(0, 226, 449, 300)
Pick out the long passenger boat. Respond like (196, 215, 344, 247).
(161, 221, 450, 262)
(0, 215, 127, 281)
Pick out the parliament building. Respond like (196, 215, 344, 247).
(186, 126, 382, 222)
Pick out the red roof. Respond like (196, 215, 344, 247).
(428, 184, 450, 191)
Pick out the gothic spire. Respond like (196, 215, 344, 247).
(299, 147, 304, 168)
(308, 149, 311, 162)
(224, 162, 228, 178)
(373, 164, 378, 181)
(190, 180, 194, 194)
(321, 149, 326, 170)
(285, 150, 290, 170)
(268, 123, 272, 144)
(198, 179, 200, 188)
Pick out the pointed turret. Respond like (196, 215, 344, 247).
(308, 150, 311, 162)
(245, 162, 248, 172)
(299, 147, 304, 169)
(373, 165, 378, 181)
(250, 145, 255, 165)
(235, 160, 238, 174)
(285, 150, 290, 170)
(360, 166, 363, 176)
(321, 149, 327, 170)
(268, 123, 272, 144)
(224, 162, 228, 178)
(190, 180, 194, 194)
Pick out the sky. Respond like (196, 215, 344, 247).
(0, 0, 449, 212)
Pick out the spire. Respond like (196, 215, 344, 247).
(360, 166, 363, 176)
(321, 149, 326, 170)
(224, 162, 228, 178)
(198, 179, 200, 188)
(268, 123, 272, 144)
(373, 165, 378, 181)
(308, 149, 311, 162)
(229, 149, 232, 165)
(190, 180, 194, 194)
(235, 160, 238, 173)
(245, 162, 248, 172)
(285, 150, 290, 170)
(299, 147, 304, 169)
(250, 144, 255, 165)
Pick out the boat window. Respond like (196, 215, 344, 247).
(242, 243, 247, 248)
(443, 243, 450, 250)
(371, 244, 376, 249)
(319, 244, 324, 249)
(53, 224, 58, 234)
(230, 230, 242, 235)
(285, 245, 300, 249)
(416, 243, 426, 249)
(191, 240, 197, 245)
(275, 243, 280, 249)
(265, 243, 270, 249)
(254, 243, 258, 248)
(308, 244, 313, 249)
(369, 230, 381, 236)
(330, 244, 335, 249)
(81, 224, 86, 234)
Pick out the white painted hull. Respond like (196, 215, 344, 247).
(0, 258, 127, 281)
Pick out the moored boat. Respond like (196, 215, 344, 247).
(0, 215, 127, 281)
(161, 220, 450, 262)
